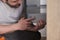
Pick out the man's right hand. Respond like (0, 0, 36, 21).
(14, 17, 35, 31)
(0, 17, 35, 34)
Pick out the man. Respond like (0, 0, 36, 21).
(0, 0, 46, 40)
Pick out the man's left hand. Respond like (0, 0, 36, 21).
(28, 20, 46, 31)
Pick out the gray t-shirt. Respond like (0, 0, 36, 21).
(0, 1, 23, 25)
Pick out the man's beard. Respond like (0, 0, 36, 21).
(6, 1, 20, 8)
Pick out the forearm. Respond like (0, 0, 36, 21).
(0, 24, 17, 34)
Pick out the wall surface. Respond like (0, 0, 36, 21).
(47, 0, 60, 40)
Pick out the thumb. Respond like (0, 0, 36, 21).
(18, 17, 25, 22)
(20, 17, 25, 20)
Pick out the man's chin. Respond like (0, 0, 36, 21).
(8, 4, 20, 8)
(6, 2, 20, 8)
(9, 5, 19, 8)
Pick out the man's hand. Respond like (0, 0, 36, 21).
(35, 19, 46, 30)
(28, 19, 46, 31)
(0, 17, 35, 34)
(14, 17, 35, 31)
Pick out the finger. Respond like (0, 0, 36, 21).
(39, 20, 46, 25)
(35, 20, 44, 28)
(37, 20, 44, 28)
(25, 18, 35, 22)
(20, 17, 25, 20)
(39, 20, 45, 28)
(18, 17, 25, 22)
(39, 20, 44, 25)
(25, 22, 32, 25)
(21, 17, 25, 19)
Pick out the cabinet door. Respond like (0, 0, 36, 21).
(47, 0, 60, 40)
